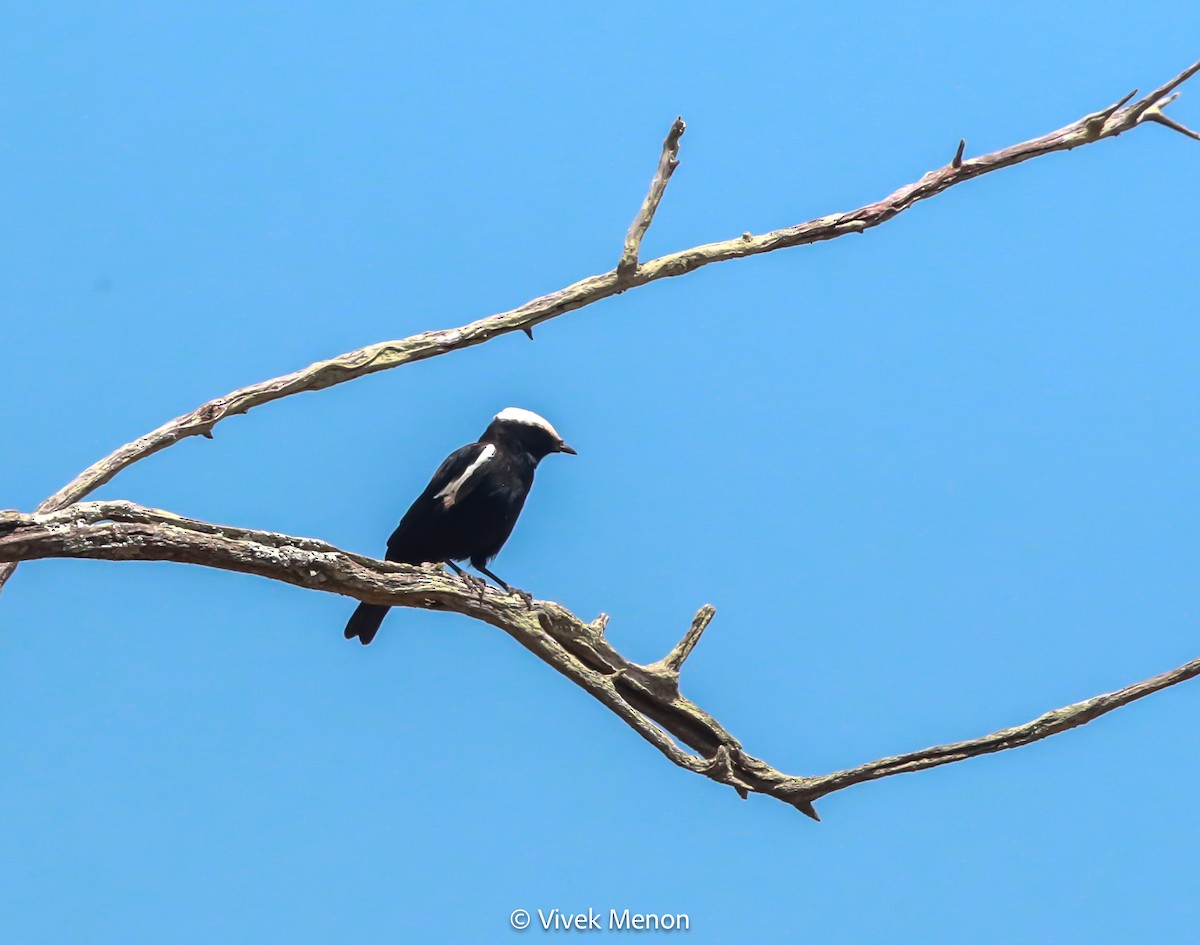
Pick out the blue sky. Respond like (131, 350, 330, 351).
(2, 3, 1199, 942)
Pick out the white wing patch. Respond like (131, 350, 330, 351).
(435, 444, 496, 508)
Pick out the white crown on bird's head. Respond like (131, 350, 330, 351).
(492, 407, 564, 441)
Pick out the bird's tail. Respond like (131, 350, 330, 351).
(344, 602, 390, 645)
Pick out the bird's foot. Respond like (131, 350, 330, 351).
(509, 586, 534, 609)
(459, 572, 488, 599)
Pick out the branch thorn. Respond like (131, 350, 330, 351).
(1083, 88, 1138, 136)
(951, 139, 966, 168)
(795, 797, 821, 821)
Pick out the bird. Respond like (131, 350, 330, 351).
(343, 407, 576, 645)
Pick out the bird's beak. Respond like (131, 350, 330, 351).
(557, 442, 577, 455)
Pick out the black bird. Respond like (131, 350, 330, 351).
(343, 407, 576, 645)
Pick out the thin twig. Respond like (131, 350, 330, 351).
(804, 655, 1200, 799)
(649, 604, 716, 676)
(1140, 93, 1200, 140)
(1128, 60, 1200, 120)
(618, 116, 686, 276)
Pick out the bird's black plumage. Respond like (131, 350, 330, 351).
(344, 408, 576, 645)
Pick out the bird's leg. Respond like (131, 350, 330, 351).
(445, 560, 487, 598)
(473, 563, 533, 608)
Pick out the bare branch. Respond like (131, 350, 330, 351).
(3, 501, 1196, 822)
(4, 60, 1196, 597)
(0, 502, 818, 817)
(618, 116, 686, 277)
(804, 655, 1200, 799)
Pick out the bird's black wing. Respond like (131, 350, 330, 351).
(385, 442, 495, 561)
